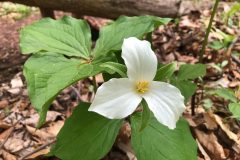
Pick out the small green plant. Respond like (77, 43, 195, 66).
(0, 2, 32, 20)
(223, 2, 240, 26)
(20, 16, 207, 160)
(208, 87, 240, 120)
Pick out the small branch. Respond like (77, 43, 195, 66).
(93, 76, 98, 93)
(70, 85, 82, 102)
(191, 93, 196, 116)
(232, 55, 240, 66)
(199, 0, 220, 62)
(19, 139, 56, 160)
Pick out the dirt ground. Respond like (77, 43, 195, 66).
(0, 1, 240, 160)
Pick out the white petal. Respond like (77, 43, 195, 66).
(142, 81, 185, 129)
(122, 37, 157, 82)
(89, 78, 142, 119)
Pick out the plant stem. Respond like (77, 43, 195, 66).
(199, 0, 220, 62)
(93, 76, 98, 93)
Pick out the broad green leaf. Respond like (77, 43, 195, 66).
(171, 79, 197, 102)
(178, 64, 206, 80)
(209, 88, 237, 103)
(100, 62, 127, 78)
(24, 53, 103, 127)
(139, 100, 151, 131)
(131, 114, 197, 160)
(52, 102, 123, 160)
(20, 16, 92, 59)
(93, 16, 171, 57)
(229, 103, 240, 120)
(154, 62, 176, 81)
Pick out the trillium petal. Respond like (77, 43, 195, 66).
(142, 81, 185, 129)
(122, 37, 157, 82)
(89, 78, 142, 119)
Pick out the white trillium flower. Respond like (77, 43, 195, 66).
(89, 37, 185, 129)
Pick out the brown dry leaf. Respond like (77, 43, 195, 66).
(83, 16, 111, 30)
(232, 70, 240, 79)
(213, 114, 240, 153)
(7, 74, 23, 95)
(0, 99, 8, 109)
(229, 81, 240, 88)
(4, 137, 27, 153)
(179, 16, 201, 28)
(46, 121, 64, 136)
(118, 142, 136, 160)
(26, 125, 55, 140)
(203, 112, 218, 130)
(24, 111, 62, 126)
(2, 150, 17, 160)
(0, 127, 14, 141)
(0, 120, 12, 129)
(196, 139, 211, 160)
(25, 148, 50, 160)
(184, 114, 198, 127)
(195, 129, 227, 159)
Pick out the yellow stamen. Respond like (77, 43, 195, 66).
(136, 81, 149, 94)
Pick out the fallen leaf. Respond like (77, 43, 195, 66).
(4, 137, 27, 153)
(46, 121, 64, 136)
(194, 129, 227, 159)
(203, 112, 218, 130)
(2, 150, 17, 160)
(25, 148, 50, 160)
(7, 74, 23, 94)
(26, 125, 54, 140)
(0, 99, 9, 109)
(196, 139, 211, 160)
(24, 111, 62, 127)
(213, 114, 240, 153)
(0, 127, 14, 141)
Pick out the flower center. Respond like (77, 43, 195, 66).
(136, 81, 149, 94)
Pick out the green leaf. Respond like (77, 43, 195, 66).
(131, 114, 197, 160)
(209, 88, 237, 103)
(178, 64, 206, 80)
(20, 16, 92, 59)
(52, 102, 123, 160)
(171, 79, 197, 102)
(154, 62, 176, 81)
(229, 103, 240, 120)
(100, 62, 127, 78)
(139, 100, 151, 131)
(209, 40, 224, 50)
(24, 53, 103, 127)
(203, 99, 213, 110)
(93, 16, 171, 57)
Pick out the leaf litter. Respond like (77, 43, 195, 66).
(0, 1, 240, 159)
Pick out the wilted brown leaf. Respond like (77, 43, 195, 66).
(195, 129, 227, 159)
(1, 150, 17, 160)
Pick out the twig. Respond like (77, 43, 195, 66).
(19, 139, 56, 160)
(70, 85, 82, 102)
(191, 93, 196, 116)
(199, 0, 220, 62)
(232, 55, 240, 66)
(93, 76, 98, 93)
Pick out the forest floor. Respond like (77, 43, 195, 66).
(0, 1, 240, 160)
